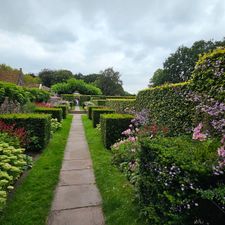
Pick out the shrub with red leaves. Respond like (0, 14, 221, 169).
(35, 102, 53, 108)
(0, 120, 26, 144)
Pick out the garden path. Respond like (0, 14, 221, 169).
(47, 107, 105, 225)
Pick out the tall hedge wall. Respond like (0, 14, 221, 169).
(35, 107, 63, 122)
(136, 82, 194, 136)
(0, 114, 51, 151)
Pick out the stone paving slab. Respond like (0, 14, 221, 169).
(64, 149, 90, 160)
(59, 169, 95, 186)
(61, 159, 92, 171)
(48, 207, 104, 225)
(52, 184, 102, 211)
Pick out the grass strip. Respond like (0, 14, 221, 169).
(0, 115, 73, 225)
(82, 115, 145, 225)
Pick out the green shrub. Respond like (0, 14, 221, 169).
(100, 114, 134, 148)
(0, 81, 29, 105)
(35, 107, 63, 122)
(24, 88, 50, 102)
(79, 95, 91, 106)
(50, 118, 62, 135)
(51, 78, 102, 95)
(92, 108, 115, 128)
(106, 99, 136, 113)
(0, 132, 20, 148)
(55, 105, 68, 119)
(138, 136, 225, 224)
(61, 94, 75, 102)
(92, 100, 106, 106)
(0, 114, 51, 151)
(106, 96, 136, 99)
(0, 142, 29, 210)
(136, 82, 195, 136)
(191, 47, 225, 101)
(87, 106, 105, 120)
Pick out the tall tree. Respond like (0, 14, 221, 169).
(95, 68, 125, 96)
(149, 68, 167, 87)
(38, 69, 73, 87)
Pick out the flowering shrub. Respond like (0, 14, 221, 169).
(50, 118, 62, 135)
(191, 47, 225, 102)
(0, 141, 32, 210)
(35, 102, 53, 108)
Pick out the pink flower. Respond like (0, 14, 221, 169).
(218, 146, 225, 158)
(128, 136, 136, 142)
(192, 123, 207, 141)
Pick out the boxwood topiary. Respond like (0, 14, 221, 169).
(92, 108, 115, 128)
(100, 113, 134, 148)
(35, 107, 63, 122)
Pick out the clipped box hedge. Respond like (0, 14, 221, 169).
(136, 82, 195, 136)
(61, 94, 75, 102)
(0, 114, 51, 151)
(105, 95, 136, 99)
(100, 113, 134, 148)
(87, 106, 105, 120)
(35, 107, 63, 122)
(91, 99, 106, 106)
(106, 99, 136, 113)
(139, 136, 225, 225)
(92, 108, 115, 128)
(55, 105, 68, 119)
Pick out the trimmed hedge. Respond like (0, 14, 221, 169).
(87, 106, 105, 120)
(55, 105, 68, 119)
(106, 96, 136, 99)
(106, 99, 136, 113)
(91, 100, 106, 106)
(35, 107, 63, 122)
(0, 114, 51, 151)
(61, 94, 75, 102)
(100, 113, 134, 148)
(92, 108, 115, 128)
(191, 47, 225, 102)
(136, 82, 195, 136)
(139, 136, 224, 225)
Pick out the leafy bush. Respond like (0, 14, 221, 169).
(0, 142, 30, 210)
(0, 132, 20, 148)
(106, 96, 136, 99)
(138, 136, 225, 225)
(51, 78, 102, 95)
(100, 113, 134, 148)
(0, 114, 51, 151)
(136, 82, 195, 136)
(61, 94, 75, 102)
(24, 88, 50, 102)
(191, 47, 225, 101)
(106, 99, 136, 114)
(55, 105, 68, 119)
(35, 107, 63, 122)
(92, 108, 115, 128)
(87, 106, 105, 120)
(0, 81, 29, 105)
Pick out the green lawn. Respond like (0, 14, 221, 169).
(82, 115, 145, 225)
(0, 115, 73, 225)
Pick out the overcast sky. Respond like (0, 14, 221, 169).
(0, 0, 224, 93)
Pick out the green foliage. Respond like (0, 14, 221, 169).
(0, 81, 29, 105)
(0, 132, 20, 148)
(50, 118, 62, 135)
(23, 74, 41, 86)
(87, 106, 105, 120)
(149, 68, 167, 86)
(95, 68, 125, 96)
(138, 136, 224, 224)
(35, 107, 63, 122)
(136, 82, 194, 136)
(38, 69, 73, 87)
(24, 88, 50, 102)
(61, 94, 75, 102)
(0, 114, 51, 151)
(51, 78, 102, 95)
(106, 99, 136, 114)
(100, 114, 134, 148)
(55, 105, 68, 119)
(91, 99, 106, 106)
(92, 108, 115, 128)
(0, 142, 30, 210)
(191, 47, 225, 101)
